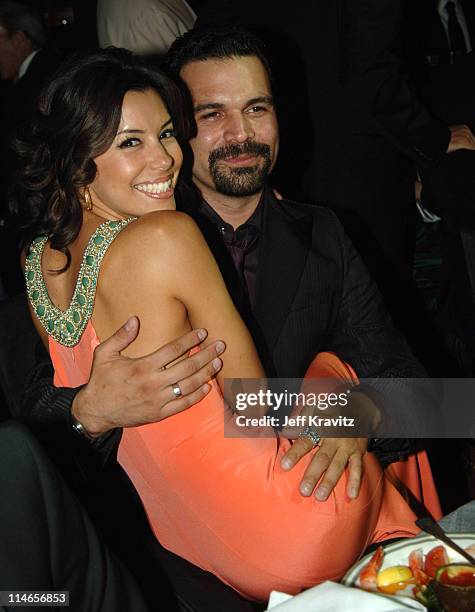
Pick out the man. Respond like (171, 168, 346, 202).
(19, 26, 432, 612)
(97, 0, 196, 57)
(406, 0, 475, 382)
(163, 24, 433, 474)
(0, 1, 61, 295)
(405, 0, 475, 131)
(0, 1, 54, 84)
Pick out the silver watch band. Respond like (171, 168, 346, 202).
(71, 415, 111, 446)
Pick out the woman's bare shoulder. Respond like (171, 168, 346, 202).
(101, 210, 205, 285)
(119, 210, 202, 251)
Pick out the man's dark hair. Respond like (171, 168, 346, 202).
(165, 25, 272, 81)
(0, 1, 45, 49)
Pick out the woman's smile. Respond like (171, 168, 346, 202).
(133, 176, 175, 198)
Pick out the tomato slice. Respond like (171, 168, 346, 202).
(424, 545, 449, 578)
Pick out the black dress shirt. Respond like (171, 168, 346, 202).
(197, 198, 262, 306)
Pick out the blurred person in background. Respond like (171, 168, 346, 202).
(405, 0, 474, 138)
(405, 0, 475, 375)
(0, 0, 61, 297)
(97, 0, 197, 57)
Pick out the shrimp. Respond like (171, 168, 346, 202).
(465, 544, 475, 558)
(424, 545, 449, 578)
(409, 548, 430, 586)
(359, 546, 384, 590)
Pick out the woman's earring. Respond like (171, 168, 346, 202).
(83, 188, 93, 212)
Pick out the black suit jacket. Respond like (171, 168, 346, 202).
(406, 0, 475, 60)
(404, 0, 475, 127)
(1, 47, 62, 296)
(3, 48, 61, 125)
(196, 188, 425, 380)
(195, 189, 433, 434)
(0, 47, 62, 193)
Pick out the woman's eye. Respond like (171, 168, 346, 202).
(160, 128, 176, 140)
(118, 137, 141, 149)
(200, 111, 220, 121)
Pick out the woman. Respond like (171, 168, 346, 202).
(16, 48, 419, 601)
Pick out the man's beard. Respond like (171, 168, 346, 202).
(208, 141, 272, 197)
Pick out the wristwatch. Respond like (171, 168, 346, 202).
(70, 414, 113, 447)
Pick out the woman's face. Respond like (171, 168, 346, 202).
(88, 88, 183, 219)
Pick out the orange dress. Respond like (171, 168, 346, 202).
(27, 221, 433, 602)
(50, 322, 424, 600)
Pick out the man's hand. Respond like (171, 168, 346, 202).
(447, 124, 475, 153)
(72, 316, 225, 437)
(281, 437, 367, 501)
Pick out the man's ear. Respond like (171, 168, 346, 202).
(12, 30, 33, 54)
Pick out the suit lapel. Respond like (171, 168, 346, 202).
(461, 0, 475, 42)
(428, 4, 450, 53)
(254, 193, 312, 352)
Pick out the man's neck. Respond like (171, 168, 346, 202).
(198, 186, 263, 229)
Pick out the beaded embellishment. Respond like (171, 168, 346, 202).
(25, 217, 136, 347)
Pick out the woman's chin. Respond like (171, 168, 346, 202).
(135, 198, 177, 215)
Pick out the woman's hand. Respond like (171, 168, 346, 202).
(281, 436, 368, 501)
(280, 391, 381, 501)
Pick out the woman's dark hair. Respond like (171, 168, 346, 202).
(11, 47, 193, 270)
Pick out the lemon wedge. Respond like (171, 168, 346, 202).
(377, 565, 413, 587)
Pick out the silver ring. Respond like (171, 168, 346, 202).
(299, 426, 321, 448)
(172, 382, 182, 398)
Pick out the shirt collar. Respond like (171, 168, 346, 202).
(438, 0, 457, 12)
(17, 49, 39, 81)
(198, 193, 264, 233)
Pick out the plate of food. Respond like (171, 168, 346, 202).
(342, 533, 475, 611)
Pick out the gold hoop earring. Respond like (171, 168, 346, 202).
(83, 188, 93, 212)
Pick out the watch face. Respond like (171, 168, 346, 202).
(71, 418, 103, 445)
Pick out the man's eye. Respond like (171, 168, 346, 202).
(160, 128, 176, 140)
(248, 106, 266, 114)
(118, 138, 141, 149)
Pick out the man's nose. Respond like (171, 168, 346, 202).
(223, 113, 255, 143)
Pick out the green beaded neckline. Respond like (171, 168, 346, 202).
(25, 217, 136, 347)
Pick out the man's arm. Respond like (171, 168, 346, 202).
(22, 317, 225, 476)
(328, 213, 426, 380)
(279, 209, 435, 498)
(324, 211, 438, 437)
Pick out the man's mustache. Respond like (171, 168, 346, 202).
(209, 141, 271, 166)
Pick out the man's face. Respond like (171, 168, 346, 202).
(180, 55, 279, 200)
(0, 27, 29, 80)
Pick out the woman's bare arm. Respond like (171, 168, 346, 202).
(93, 211, 266, 391)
